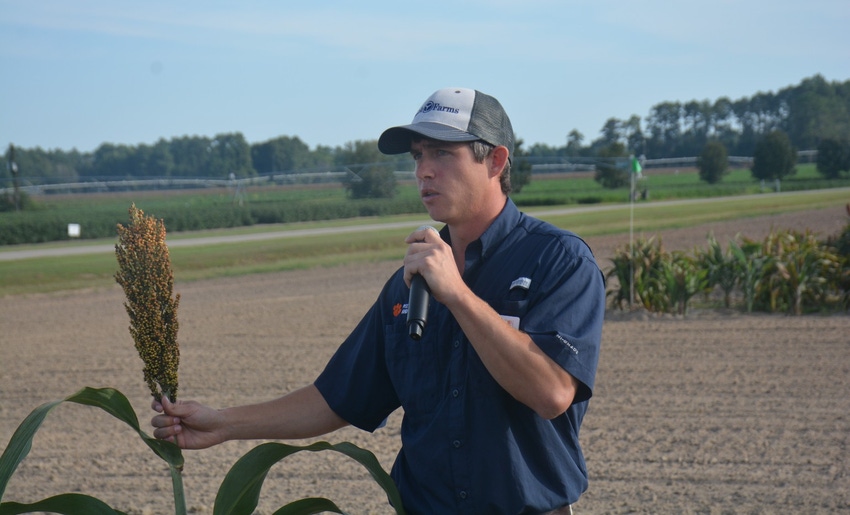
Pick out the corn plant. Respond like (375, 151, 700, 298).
(757, 229, 843, 314)
(605, 251, 634, 309)
(606, 222, 850, 315)
(697, 233, 740, 308)
(825, 220, 850, 308)
(606, 237, 670, 312)
(661, 251, 708, 315)
(725, 239, 765, 313)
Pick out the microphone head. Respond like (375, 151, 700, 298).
(407, 273, 430, 340)
(408, 319, 425, 340)
(416, 225, 439, 235)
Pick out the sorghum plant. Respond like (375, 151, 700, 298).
(115, 204, 180, 402)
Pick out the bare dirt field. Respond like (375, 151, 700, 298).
(1, 206, 848, 514)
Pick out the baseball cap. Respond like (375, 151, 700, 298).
(378, 87, 514, 162)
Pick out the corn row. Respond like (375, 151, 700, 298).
(115, 204, 180, 402)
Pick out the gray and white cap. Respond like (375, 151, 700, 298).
(378, 87, 514, 162)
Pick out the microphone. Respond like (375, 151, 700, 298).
(407, 225, 437, 340)
(407, 274, 430, 340)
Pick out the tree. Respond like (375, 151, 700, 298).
(510, 138, 532, 194)
(733, 96, 760, 157)
(340, 140, 397, 199)
(335, 139, 385, 167)
(527, 142, 560, 159)
(816, 138, 850, 179)
(594, 118, 623, 149)
(681, 99, 712, 155)
(206, 133, 254, 178)
(345, 165, 397, 199)
(645, 101, 682, 157)
(783, 75, 850, 150)
(623, 115, 645, 156)
(593, 142, 629, 189)
(251, 135, 313, 174)
(751, 130, 796, 183)
(169, 136, 212, 177)
(565, 130, 584, 157)
(697, 140, 728, 184)
(3, 144, 77, 182)
(137, 139, 174, 177)
(710, 96, 739, 153)
(91, 143, 134, 177)
(732, 92, 786, 156)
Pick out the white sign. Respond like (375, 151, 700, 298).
(68, 223, 81, 238)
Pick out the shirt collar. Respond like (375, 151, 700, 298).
(477, 198, 520, 260)
(438, 198, 520, 272)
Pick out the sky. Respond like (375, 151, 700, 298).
(1, 0, 849, 155)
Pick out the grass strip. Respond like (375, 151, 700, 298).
(1, 189, 847, 297)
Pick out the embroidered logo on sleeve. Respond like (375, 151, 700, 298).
(556, 334, 579, 355)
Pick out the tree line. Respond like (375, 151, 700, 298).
(3, 75, 850, 186)
(2, 135, 411, 184)
(540, 74, 850, 160)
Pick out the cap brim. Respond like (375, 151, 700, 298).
(378, 122, 479, 155)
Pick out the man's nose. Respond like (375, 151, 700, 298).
(415, 158, 435, 180)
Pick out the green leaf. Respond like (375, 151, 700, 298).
(214, 441, 405, 515)
(0, 493, 128, 515)
(1, 387, 404, 514)
(0, 400, 57, 499)
(64, 387, 184, 467)
(271, 497, 344, 515)
(0, 387, 184, 514)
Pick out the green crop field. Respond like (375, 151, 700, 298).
(2, 178, 848, 296)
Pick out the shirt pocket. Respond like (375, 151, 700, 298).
(494, 298, 529, 330)
(384, 322, 443, 415)
(494, 277, 532, 325)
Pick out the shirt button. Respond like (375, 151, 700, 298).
(453, 440, 461, 448)
(452, 388, 459, 398)
(453, 340, 460, 348)
(459, 490, 468, 499)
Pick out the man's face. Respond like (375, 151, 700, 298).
(409, 139, 493, 225)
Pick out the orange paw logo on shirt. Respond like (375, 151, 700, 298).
(393, 303, 403, 317)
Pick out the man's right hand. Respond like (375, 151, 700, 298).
(151, 396, 225, 450)
(151, 385, 350, 447)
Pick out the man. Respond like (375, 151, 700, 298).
(152, 87, 605, 513)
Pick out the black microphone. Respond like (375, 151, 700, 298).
(407, 226, 437, 340)
(407, 273, 430, 340)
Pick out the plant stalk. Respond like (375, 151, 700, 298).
(170, 463, 187, 515)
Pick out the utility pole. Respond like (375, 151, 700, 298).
(7, 144, 20, 211)
(628, 154, 643, 309)
(629, 157, 635, 309)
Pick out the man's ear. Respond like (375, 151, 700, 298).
(488, 145, 510, 178)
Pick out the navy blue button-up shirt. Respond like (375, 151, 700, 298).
(315, 199, 605, 514)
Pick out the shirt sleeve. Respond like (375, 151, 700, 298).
(314, 272, 403, 431)
(520, 235, 605, 404)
